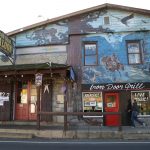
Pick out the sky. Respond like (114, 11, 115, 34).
(1, 0, 150, 33)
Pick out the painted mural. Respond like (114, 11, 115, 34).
(15, 20, 68, 47)
(80, 9, 150, 33)
(82, 32, 150, 84)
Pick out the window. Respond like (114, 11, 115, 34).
(82, 92, 103, 117)
(17, 81, 28, 104)
(103, 16, 110, 25)
(84, 42, 98, 66)
(131, 91, 150, 115)
(126, 40, 143, 64)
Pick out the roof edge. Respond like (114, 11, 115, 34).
(7, 3, 150, 36)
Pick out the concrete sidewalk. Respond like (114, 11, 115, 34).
(0, 123, 150, 140)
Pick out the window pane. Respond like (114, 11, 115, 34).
(128, 43, 140, 53)
(85, 56, 97, 65)
(82, 92, 103, 117)
(85, 44, 96, 55)
(129, 54, 141, 64)
(106, 95, 116, 107)
(131, 91, 150, 115)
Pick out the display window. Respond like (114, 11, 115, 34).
(82, 92, 103, 117)
(131, 91, 150, 115)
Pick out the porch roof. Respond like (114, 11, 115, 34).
(0, 62, 75, 81)
(0, 62, 69, 71)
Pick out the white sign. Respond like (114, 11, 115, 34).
(35, 73, 43, 86)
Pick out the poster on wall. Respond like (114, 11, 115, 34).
(82, 92, 103, 117)
(131, 91, 150, 115)
(0, 92, 10, 106)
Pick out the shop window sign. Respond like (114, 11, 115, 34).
(82, 92, 103, 117)
(131, 91, 150, 115)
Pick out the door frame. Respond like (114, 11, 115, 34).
(15, 81, 37, 121)
(104, 92, 120, 126)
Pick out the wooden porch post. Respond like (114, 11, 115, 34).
(64, 81, 68, 131)
(37, 86, 41, 130)
(35, 73, 43, 130)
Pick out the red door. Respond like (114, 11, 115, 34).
(104, 93, 120, 126)
(15, 81, 37, 120)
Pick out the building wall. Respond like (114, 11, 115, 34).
(82, 32, 150, 84)
(67, 8, 150, 125)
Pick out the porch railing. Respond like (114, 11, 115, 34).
(37, 111, 122, 131)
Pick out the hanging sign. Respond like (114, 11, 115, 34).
(0, 30, 14, 56)
(35, 73, 43, 86)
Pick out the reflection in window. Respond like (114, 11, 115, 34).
(126, 41, 142, 64)
(131, 91, 150, 115)
(82, 92, 103, 117)
(17, 81, 28, 104)
(84, 42, 98, 66)
(106, 95, 116, 108)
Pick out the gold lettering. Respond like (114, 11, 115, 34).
(0, 32, 13, 55)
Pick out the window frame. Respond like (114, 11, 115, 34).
(103, 16, 110, 25)
(131, 90, 150, 116)
(82, 92, 103, 118)
(83, 42, 98, 66)
(126, 40, 143, 65)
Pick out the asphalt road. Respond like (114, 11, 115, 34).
(0, 140, 150, 150)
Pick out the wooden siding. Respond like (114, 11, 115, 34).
(15, 53, 67, 65)
(69, 16, 82, 34)
(16, 45, 66, 55)
(69, 9, 150, 34)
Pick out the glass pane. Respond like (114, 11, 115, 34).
(85, 44, 96, 55)
(106, 95, 116, 107)
(128, 42, 140, 53)
(131, 91, 150, 115)
(21, 89, 27, 104)
(17, 82, 28, 104)
(82, 92, 103, 117)
(85, 56, 97, 65)
(129, 54, 141, 64)
(30, 84, 37, 103)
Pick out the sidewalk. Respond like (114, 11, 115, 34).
(0, 122, 150, 140)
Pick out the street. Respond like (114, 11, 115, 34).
(0, 140, 150, 150)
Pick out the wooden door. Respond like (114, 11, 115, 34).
(15, 81, 37, 120)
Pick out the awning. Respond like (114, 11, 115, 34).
(0, 62, 75, 81)
(0, 62, 68, 71)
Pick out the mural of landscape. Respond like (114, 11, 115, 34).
(15, 20, 68, 47)
(82, 32, 150, 84)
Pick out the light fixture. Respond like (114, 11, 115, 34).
(5, 75, 7, 78)
(21, 75, 24, 78)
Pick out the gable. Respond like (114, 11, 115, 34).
(78, 9, 150, 33)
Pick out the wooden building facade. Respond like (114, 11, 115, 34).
(0, 3, 150, 126)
